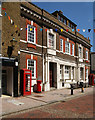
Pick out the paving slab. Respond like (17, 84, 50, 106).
(1, 86, 94, 117)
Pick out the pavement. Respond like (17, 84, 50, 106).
(0, 86, 94, 118)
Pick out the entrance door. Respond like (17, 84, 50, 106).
(2, 70, 7, 94)
(49, 62, 57, 88)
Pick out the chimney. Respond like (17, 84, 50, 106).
(59, 10, 63, 14)
(88, 37, 89, 40)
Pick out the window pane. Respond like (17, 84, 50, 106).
(28, 24, 35, 43)
(49, 33, 54, 48)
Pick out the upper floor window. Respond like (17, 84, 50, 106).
(64, 19, 67, 25)
(48, 33, 54, 48)
(60, 39, 63, 52)
(47, 30, 56, 49)
(72, 44, 74, 56)
(27, 59, 36, 78)
(68, 22, 71, 27)
(58, 15, 61, 20)
(86, 50, 88, 60)
(27, 24, 36, 44)
(65, 41, 70, 54)
(79, 46, 83, 58)
(61, 17, 64, 22)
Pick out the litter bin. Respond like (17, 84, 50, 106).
(37, 80, 42, 93)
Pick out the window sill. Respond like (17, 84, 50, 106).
(27, 42, 36, 49)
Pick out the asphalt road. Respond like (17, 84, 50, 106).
(2, 92, 94, 119)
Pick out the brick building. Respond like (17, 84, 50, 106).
(0, 2, 91, 97)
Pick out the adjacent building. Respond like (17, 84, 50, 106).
(0, 2, 92, 97)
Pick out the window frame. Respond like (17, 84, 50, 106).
(80, 67, 83, 79)
(27, 59, 36, 79)
(72, 44, 74, 56)
(60, 39, 63, 52)
(85, 50, 88, 60)
(79, 46, 83, 58)
(86, 69, 88, 80)
(47, 29, 56, 50)
(60, 65, 63, 79)
(65, 66, 70, 79)
(0, 3, 1, 15)
(27, 24, 36, 44)
(65, 41, 70, 54)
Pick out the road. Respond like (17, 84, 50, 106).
(2, 93, 94, 119)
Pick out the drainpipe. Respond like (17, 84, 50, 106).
(41, 9, 44, 90)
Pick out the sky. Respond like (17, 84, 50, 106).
(33, 2, 93, 51)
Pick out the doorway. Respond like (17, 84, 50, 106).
(49, 62, 57, 88)
(2, 67, 13, 96)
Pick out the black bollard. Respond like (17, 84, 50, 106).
(80, 82, 84, 93)
(71, 84, 73, 95)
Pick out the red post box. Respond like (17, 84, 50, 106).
(20, 69, 32, 96)
(37, 80, 42, 93)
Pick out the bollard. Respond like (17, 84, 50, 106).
(80, 82, 84, 93)
(81, 87, 84, 93)
(71, 84, 73, 95)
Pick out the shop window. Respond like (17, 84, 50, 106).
(71, 67, 74, 79)
(60, 39, 63, 52)
(27, 59, 36, 79)
(27, 24, 36, 44)
(80, 67, 83, 79)
(65, 41, 70, 54)
(60, 65, 63, 79)
(86, 69, 88, 80)
(65, 66, 70, 79)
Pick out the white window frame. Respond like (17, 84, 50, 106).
(27, 59, 36, 79)
(27, 24, 36, 44)
(60, 39, 63, 52)
(47, 29, 56, 49)
(0, 3, 1, 15)
(60, 65, 63, 79)
(79, 45, 83, 58)
(86, 69, 88, 80)
(72, 44, 74, 56)
(65, 66, 70, 79)
(86, 50, 88, 60)
(65, 41, 70, 54)
(80, 67, 83, 79)
(71, 67, 74, 79)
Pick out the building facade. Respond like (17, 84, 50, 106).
(0, 2, 91, 97)
(91, 52, 95, 74)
